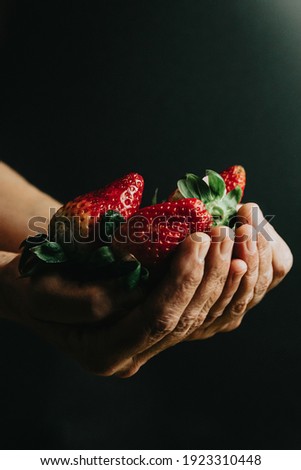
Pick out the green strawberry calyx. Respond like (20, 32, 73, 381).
(18, 210, 148, 288)
(176, 170, 242, 226)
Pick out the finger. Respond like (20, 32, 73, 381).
(237, 203, 293, 290)
(203, 258, 247, 327)
(247, 231, 273, 309)
(102, 233, 211, 377)
(182, 226, 234, 332)
(199, 224, 258, 337)
(225, 223, 259, 319)
(268, 229, 293, 290)
(189, 225, 258, 339)
(123, 227, 234, 373)
(28, 233, 210, 378)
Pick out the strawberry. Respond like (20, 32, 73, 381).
(168, 170, 242, 227)
(18, 167, 243, 287)
(220, 165, 246, 202)
(18, 172, 145, 282)
(113, 198, 212, 268)
(49, 172, 144, 253)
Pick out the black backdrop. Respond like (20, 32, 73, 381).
(0, 0, 300, 449)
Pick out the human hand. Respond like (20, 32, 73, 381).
(187, 203, 293, 340)
(0, 201, 292, 377)
(0, 228, 238, 377)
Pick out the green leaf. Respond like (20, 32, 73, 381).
(99, 210, 125, 243)
(19, 233, 47, 250)
(210, 206, 224, 217)
(206, 170, 226, 199)
(178, 174, 211, 202)
(124, 263, 142, 289)
(177, 178, 195, 198)
(19, 235, 58, 275)
(140, 266, 149, 282)
(113, 259, 140, 276)
(185, 174, 201, 198)
(18, 252, 42, 277)
(31, 243, 67, 263)
(42, 241, 63, 253)
(195, 178, 212, 202)
(89, 246, 115, 268)
(224, 186, 242, 205)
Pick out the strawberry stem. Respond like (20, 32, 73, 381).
(176, 171, 241, 226)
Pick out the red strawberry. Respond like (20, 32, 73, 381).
(113, 198, 212, 268)
(220, 165, 246, 201)
(49, 172, 144, 253)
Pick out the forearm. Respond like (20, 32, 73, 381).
(0, 251, 22, 321)
(0, 162, 61, 252)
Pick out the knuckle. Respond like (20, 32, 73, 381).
(218, 274, 228, 288)
(253, 284, 268, 298)
(274, 253, 293, 280)
(220, 292, 236, 306)
(207, 310, 223, 322)
(148, 313, 178, 338)
(257, 232, 270, 251)
(242, 266, 258, 284)
(229, 300, 248, 317)
(206, 267, 228, 287)
(181, 268, 203, 290)
(193, 313, 208, 329)
(172, 316, 195, 337)
(200, 294, 220, 316)
(254, 277, 271, 297)
(246, 262, 259, 276)
(274, 265, 287, 280)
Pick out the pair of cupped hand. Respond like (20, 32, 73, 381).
(6, 203, 292, 377)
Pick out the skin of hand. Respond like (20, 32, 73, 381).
(116, 204, 293, 375)
(0, 229, 238, 378)
(0, 162, 293, 377)
(0, 162, 242, 377)
(187, 203, 293, 341)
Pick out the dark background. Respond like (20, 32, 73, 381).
(0, 0, 300, 449)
